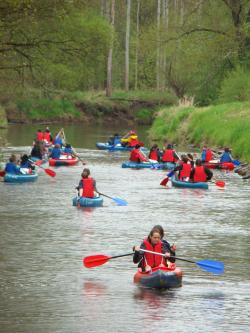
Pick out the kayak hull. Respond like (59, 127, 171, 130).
(203, 162, 235, 170)
(49, 157, 78, 167)
(171, 176, 208, 189)
(4, 172, 38, 183)
(134, 265, 182, 289)
(72, 196, 103, 207)
(96, 142, 148, 152)
(122, 161, 175, 169)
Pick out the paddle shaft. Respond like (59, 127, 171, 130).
(110, 252, 134, 260)
(97, 192, 112, 200)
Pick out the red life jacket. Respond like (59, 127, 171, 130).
(142, 239, 164, 268)
(205, 149, 213, 162)
(130, 149, 147, 162)
(36, 132, 43, 141)
(129, 138, 140, 147)
(43, 132, 51, 143)
(193, 166, 207, 182)
(162, 149, 175, 162)
(180, 163, 192, 179)
(149, 149, 158, 161)
(81, 177, 94, 198)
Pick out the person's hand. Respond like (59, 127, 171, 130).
(171, 243, 177, 251)
(133, 246, 140, 252)
(165, 252, 170, 258)
(145, 265, 152, 272)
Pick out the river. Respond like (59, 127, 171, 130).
(0, 124, 249, 333)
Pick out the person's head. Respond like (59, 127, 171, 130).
(55, 144, 60, 149)
(203, 145, 207, 150)
(135, 144, 141, 149)
(152, 225, 164, 239)
(21, 154, 28, 163)
(66, 143, 71, 148)
(46, 127, 50, 132)
(9, 154, 17, 163)
(81, 168, 90, 178)
(129, 130, 136, 135)
(224, 147, 230, 152)
(181, 155, 188, 163)
(187, 153, 193, 160)
(38, 129, 42, 132)
(195, 158, 202, 166)
(167, 144, 173, 149)
(148, 228, 161, 246)
(151, 144, 158, 149)
(114, 133, 119, 137)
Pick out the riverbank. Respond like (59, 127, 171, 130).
(149, 101, 250, 163)
(0, 90, 177, 127)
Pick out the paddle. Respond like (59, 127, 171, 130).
(233, 159, 240, 166)
(0, 170, 5, 177)
(97, 192, 128, 206)
(160, 170, 175, 186)
(83, 252, 134, 268)
(61, 128, 86, 165)
(210, 179, 225, 188)
(139, 248, 224, 275)
(28, 159, 56, 177)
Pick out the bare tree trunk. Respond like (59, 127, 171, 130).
(162, 0, 168, 90)
(100, 0, 105, 16)
(106, 0, 115, 97)
(180, 0, 184, 26)
(134, 0, 140, 90)
(125, 0, 131, 92)
(156, 0, 161, 91)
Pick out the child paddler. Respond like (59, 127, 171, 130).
(76, 168, 99, 198)
(129, 144, 148, 163)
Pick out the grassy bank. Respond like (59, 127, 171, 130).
(4, 90, 177, 125)
(149, 102, 250, 162)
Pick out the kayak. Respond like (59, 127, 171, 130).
(134, 264, 182, 289)
(72, 196, 103, 207)
(171, 176, 209, 189)
(96, 142, 148, 152)
(122, 161, 175, 169)
(203, 161, 235, 170)
(49, 156, 79, 167)
(4, 171, 38, 183)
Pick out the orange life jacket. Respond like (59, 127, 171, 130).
(142, 239, 164, 268)
(81, 177, 94, 198)
(179, 163, 192, 179)
(193, 166, 207, 182)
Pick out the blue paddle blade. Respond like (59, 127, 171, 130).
(233, 159, 240, 166)
(167, 170, 175, 177)
(112, 197, 128, 206)
(196, 259, 224, 275)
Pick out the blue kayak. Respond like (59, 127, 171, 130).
(171, 176, 208, 189)
(72, 196, 103, 207)
(122, 161, 175, 169)
(96, 142, 148, 152)
(4, 172, 38, 183)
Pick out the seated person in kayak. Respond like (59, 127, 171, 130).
(201, 146, 213, 163)
(36, 129, 44, 141)
(121, 131, 143, 147)
(174, 155, 192, 181)
(161, 144, 179, 163)
(133, 227, 172, 273)
(148, 144, 161, 162)
(77, 168, 98, 198)
(43, 127, 53, 144)
(20, 154, 35, 174)
(5, 155, 20, 174)
(50, 144, 61, 159)
(190, 159, 213, 182)
(108, 133, 121, 146)
(220, 147, 233, 163)
(129, 144, 148, 163)
(31, 140, 45, 160)
(64, 143, 73, 155)
(153, 225, 176, 262)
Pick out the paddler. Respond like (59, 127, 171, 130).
(4, 154, 20, 174)
(174, 155, 192, 181)
(148, 144, 161, 162)
(161, 144, 179, 163)
(190, 159, 213, 182)
(201, 146, 213, 163)
(50, 144, 61, 159)
(220, 147, 234, 163)
(129, 144, 148, 163)
(76, 168, 98, 198)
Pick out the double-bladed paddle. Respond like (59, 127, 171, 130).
(160, 170, 175, 186)
(28, 159, 56, 177)
(97, 192, 128, 206)
(83, 248, 224, 275)
(0, 170, 5, 177)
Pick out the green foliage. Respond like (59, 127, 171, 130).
(219, 67, 250, 103)
(150, 102, 250, 162)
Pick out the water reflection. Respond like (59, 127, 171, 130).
(82, 280, 107, 298)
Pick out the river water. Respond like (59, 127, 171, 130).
(0, 124, 250, 333)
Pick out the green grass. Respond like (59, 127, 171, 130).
(150, 102, 250, 162)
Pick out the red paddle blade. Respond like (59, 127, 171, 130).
(83, 255, 111, 268)
(0, 170, 6, 177)
(34, 160, 43, 166)
(160, 177, 169, 186)
(216, 180, 225, 188)
(45, 168, 56, 177)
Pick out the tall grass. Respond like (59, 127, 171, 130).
(150, 102, 250, 162)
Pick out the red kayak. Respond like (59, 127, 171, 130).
(203, 162, 234, 170)
(49, 156, 79, 167)
(134, 263, 182, 289)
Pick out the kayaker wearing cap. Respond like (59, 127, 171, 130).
(133, 227, 172, 273)
(161, 144, 179, 163)
(190, 159, 213, 182)
(220, 147, 233, 163)
(77, 168, 98, 198)
(129, 144, 148, 163)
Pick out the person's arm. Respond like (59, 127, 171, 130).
(205, 168, 213, 181)
(190, 168, 195, 180)
(133, 242, 145, 264)
(173, 151, 180, 161)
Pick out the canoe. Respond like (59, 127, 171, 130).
(171, 176, 209, 189)
(4, 171, 38, 183)
(134, 264, 182, 289)
(49, 156, 79, 167)
(122, 161, 175, 169)
(72, 196, 103, 207)
(203, 161, 235, 170)
(96, 142, 148, 152)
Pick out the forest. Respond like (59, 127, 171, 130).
(0, 0, 249, 107)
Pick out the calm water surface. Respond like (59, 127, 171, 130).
(0, 124, 249, 333)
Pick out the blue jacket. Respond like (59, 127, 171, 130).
(5, 162, 20, 174)
(64, 147, 73, 154)
(201, 150, 206, 162)
(54, 136, 63, 146)
(220, 152, 233, 163)
(50, 148, 61, 159)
